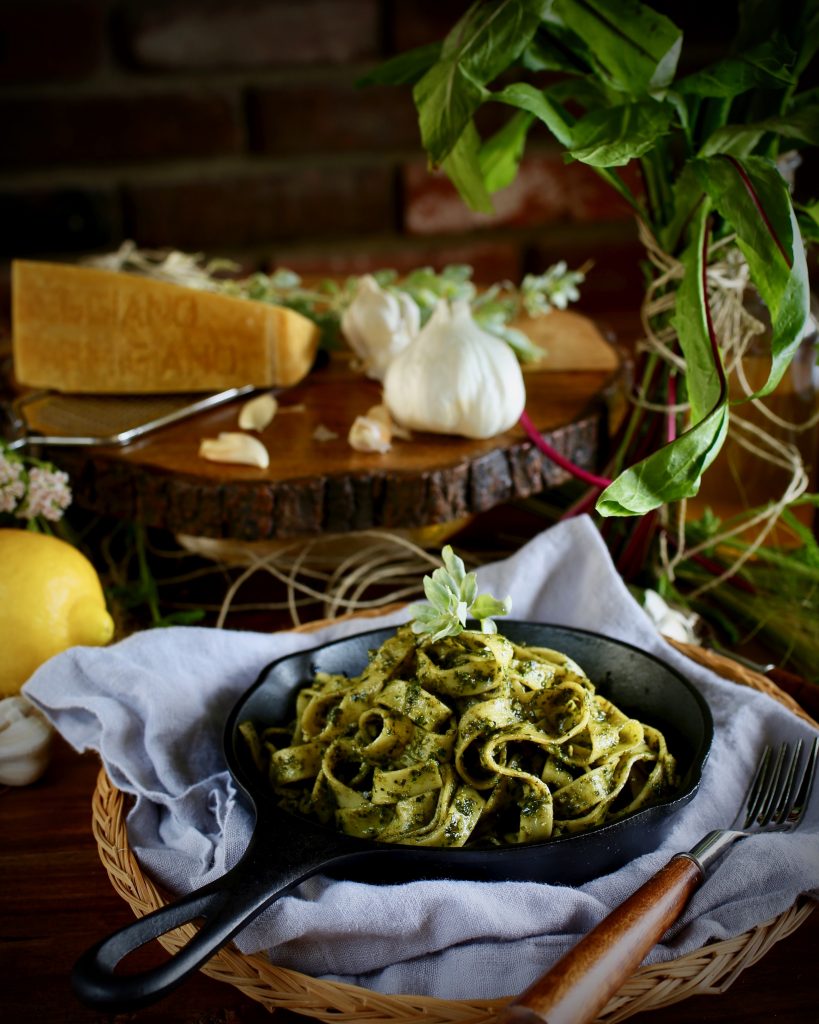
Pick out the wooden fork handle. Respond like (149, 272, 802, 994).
(495, 854, 704, 1024)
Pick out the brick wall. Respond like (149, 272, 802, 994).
(2, 0, 751, 339)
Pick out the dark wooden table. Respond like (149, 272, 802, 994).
(2, 734, 817, 1024)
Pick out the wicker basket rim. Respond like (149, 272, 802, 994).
(91, 635, 817, 1024)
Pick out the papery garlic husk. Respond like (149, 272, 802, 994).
(341, 275, 421, 381)
(238, 392, 278, 431)
(0, 695, 54, 786)
(199, 432, 270, 468)
(383, 299, 526, 440)
(642, 590, 701, 645)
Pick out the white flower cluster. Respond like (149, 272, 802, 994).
(0, 443, 71, 523)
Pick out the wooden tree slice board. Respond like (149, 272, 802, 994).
(21, 310, 625, 540)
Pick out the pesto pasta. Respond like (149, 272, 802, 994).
(241, 624, 678, 848)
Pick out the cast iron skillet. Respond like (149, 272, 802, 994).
(72, 621, 713, 1012)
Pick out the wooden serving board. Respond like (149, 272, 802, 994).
(17, 310, 625, 541)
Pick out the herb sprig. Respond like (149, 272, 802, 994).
(408, 545, 511, 642)
(86, 243, 586, 363)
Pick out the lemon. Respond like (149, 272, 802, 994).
(0, 529, 115, 697)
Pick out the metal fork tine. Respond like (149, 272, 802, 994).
(783, 736, 819, 827)
(742, 746, 773, 828)
(769, 741, 803, 825)
(756, 743, 789, 826)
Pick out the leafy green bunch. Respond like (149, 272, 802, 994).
(408, 545, 511, 641)
(368, 0, 818, 519)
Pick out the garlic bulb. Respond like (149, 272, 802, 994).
(383, 300, 526, 440)
(341, 275, 421, 381)
(0, 695, 53, 786)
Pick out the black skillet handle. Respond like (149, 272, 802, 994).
(71, 828, 362, 1012)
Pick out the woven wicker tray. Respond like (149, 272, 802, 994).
(91, 638, 817, 1023)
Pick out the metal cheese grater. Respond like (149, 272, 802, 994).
(4, 385, 257, 452)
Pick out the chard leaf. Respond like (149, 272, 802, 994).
(441, 121, 494, 213)
(413, 0, 548, 165)
(413, 60, 488, 167)
(479, 110, 534, 193)
(521, 30, 591, 74)
(568, 100, 674, 166)
(356, 42, 442, 86)
(796, 199, 819, 244)
(675, 38, 796, 98)
(598, 204, 730, 518)
(595, 403, 729, 516)
(700, 104, 819, 157)
(552, 0, 682, 94)
(672, 203, 726, 422)
(693, 154, 811, 395)
(492, 81, 574, 147)
(658, 162, 706, 254)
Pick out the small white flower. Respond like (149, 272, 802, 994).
(0, 452, 26, 514)
(16, 466, 72, 522)
(341, 275, 421, 381)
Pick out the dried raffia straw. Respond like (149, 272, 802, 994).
(173, 530, 458, 628)
(90, 636, 816, 1023)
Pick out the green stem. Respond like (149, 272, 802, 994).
(134, 525, 162, 626)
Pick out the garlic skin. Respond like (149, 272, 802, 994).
(642, 590, 701, 644)
(383, 300, 526, 440)
(199, 432, 270, 469)
(0, 695, 54, 786)
(341, 275, 421, 381)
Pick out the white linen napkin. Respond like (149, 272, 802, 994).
(24, 515, 819, 1000)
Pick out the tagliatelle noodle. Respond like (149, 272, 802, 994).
(240, 625, 678, 847)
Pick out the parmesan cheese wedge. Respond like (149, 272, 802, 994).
(12, 260, 320, 394)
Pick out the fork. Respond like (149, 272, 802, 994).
(496, 736, 818, 1024)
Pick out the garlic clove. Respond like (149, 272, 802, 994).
(348, 407, 393, 453)
(238, 392, 278, 431)
(199, 432, 270, 469)
(0, 695, 54, 786)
